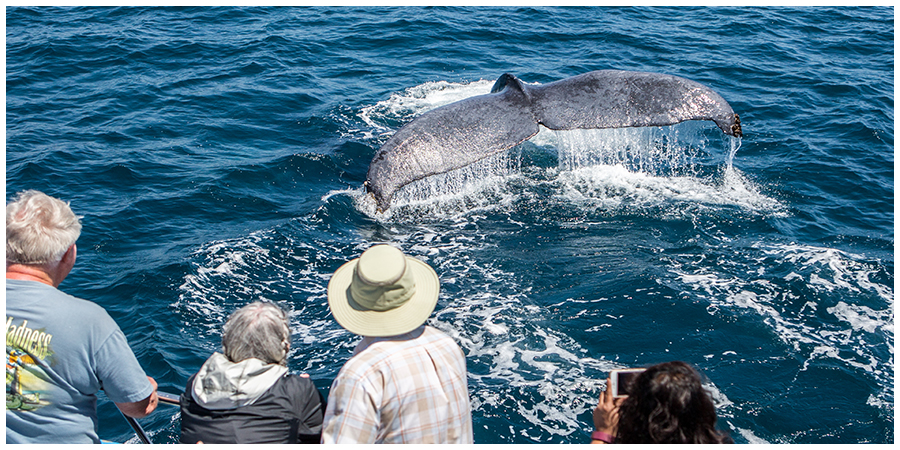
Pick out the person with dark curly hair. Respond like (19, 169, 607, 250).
(591, 361, 733, 444)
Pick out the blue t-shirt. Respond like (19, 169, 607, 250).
(6, 279, 153, 444)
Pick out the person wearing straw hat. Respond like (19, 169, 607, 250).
(321, 244, 473, 444)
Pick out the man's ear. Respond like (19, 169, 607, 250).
(50, 244, 77, 287)
(62, 244, 77, 266)
(58, 244, 77, 276)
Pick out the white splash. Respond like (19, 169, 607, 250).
(358, 78, 493, 137)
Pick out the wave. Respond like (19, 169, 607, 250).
(667, 241, 894, 415)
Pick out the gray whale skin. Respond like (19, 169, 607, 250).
(366, 70, 742, 212)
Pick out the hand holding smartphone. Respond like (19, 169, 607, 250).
(609, 368, 645, 398)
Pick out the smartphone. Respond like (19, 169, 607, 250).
(609, 368, 645, 398)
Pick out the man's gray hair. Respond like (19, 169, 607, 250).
(6, 190, 82, 265)
(222, 302, 291, 366)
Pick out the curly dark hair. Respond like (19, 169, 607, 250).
(615, 361, 733, 444)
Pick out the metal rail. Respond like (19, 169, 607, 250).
(119, 413, 151, 444)
(117, 390, 181, 444)
(157, 391, 181, 406)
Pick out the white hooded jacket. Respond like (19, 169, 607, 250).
(190, 352, 288, 410)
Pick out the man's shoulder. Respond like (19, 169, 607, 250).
(6, 279, 117, 324)
(346, 326, 461, 367)
(418, 326, 465, 351)
(420, 325, 455, 341)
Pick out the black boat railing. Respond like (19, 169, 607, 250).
(116, 390, 181, 444)
(119, 413, 151, 444)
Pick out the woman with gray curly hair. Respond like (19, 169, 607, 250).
(179, 302, 325, 444)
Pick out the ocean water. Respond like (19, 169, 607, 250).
(4, 6, 893, 444)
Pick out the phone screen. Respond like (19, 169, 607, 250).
(611, 368, 645, 398)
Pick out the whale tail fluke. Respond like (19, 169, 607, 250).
(367, 70, 742, 212)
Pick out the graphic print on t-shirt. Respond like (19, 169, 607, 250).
(6, 316, 54, 411)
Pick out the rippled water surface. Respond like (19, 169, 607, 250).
(5, 6, 893, 444)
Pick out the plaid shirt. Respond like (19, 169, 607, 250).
(322, 325, 473, 444)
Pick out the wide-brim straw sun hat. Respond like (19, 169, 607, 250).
(327, 244, 439, 337)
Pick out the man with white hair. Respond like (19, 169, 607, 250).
(179, 301, 325, 444)
(322, 244, 473, 443)
(6, 190, 158, 443)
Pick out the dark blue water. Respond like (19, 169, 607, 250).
(5, 6, 893, 444)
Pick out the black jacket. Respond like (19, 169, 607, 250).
(179, 373, 325, 444)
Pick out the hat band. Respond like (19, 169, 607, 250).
(348, 262, 418, 312)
